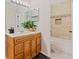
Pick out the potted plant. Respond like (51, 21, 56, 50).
(21, 20, 37, 31)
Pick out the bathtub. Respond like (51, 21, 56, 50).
(51, 36, 73, 55)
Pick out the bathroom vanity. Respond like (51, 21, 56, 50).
(6, 32, 41, 59)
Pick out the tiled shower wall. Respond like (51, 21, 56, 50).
(50, 0, 72, 39)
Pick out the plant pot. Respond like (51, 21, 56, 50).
(27, 28, 34, 32)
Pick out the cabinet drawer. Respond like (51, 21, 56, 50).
(15, 43, 23, 55)
(14, 38, 24, 44)
(36, 33, 41, 38)
(15, 53, 23, 59)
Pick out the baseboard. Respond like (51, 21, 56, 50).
(40, 51, 50, 59)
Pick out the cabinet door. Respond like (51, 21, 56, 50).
(24, 41, 31, 59)
(36, 35, 41, 54)
(37, 36, 41, 45)
(31, 39, 37, 58)
(37, 44, 41, 54)
(15, 53, 23, 59)
(15, 43, 23, 55)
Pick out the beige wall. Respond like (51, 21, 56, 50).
(50, 0, 72, 39)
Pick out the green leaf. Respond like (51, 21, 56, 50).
(21, 20, 38, 29)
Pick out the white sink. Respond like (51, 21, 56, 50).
(6, 31, 40, 37)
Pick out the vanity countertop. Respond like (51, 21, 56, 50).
(6, 31, 41, 37)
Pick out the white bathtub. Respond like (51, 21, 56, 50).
(51, 36, 73, 55)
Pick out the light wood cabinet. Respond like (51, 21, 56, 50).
(6, 32, 41, 59)
(37, 45, 41, 55)
(15, 43, 23, 55)
(36, 34, 41, 55)
(15, 53, 23, 59)
(31, 39, 37, 58)
(24, 41, 31, 59)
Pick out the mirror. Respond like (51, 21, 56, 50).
(26, 8, 39, 21)
(5, 0, 39, 33)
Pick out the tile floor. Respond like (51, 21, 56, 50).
(33, 53, 49, 59)
(50, 49, 72, 59)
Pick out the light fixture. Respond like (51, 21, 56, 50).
(25, 3, 30, 7)
(34, 8, 39, 11)
(19, 1, 23, 5)
(12, 0, 16, 2)
(16, 0, 19, 4)
(22, 2, 25, 5)
(11, 0, 16, 3)
(11, 0, 30, 7)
